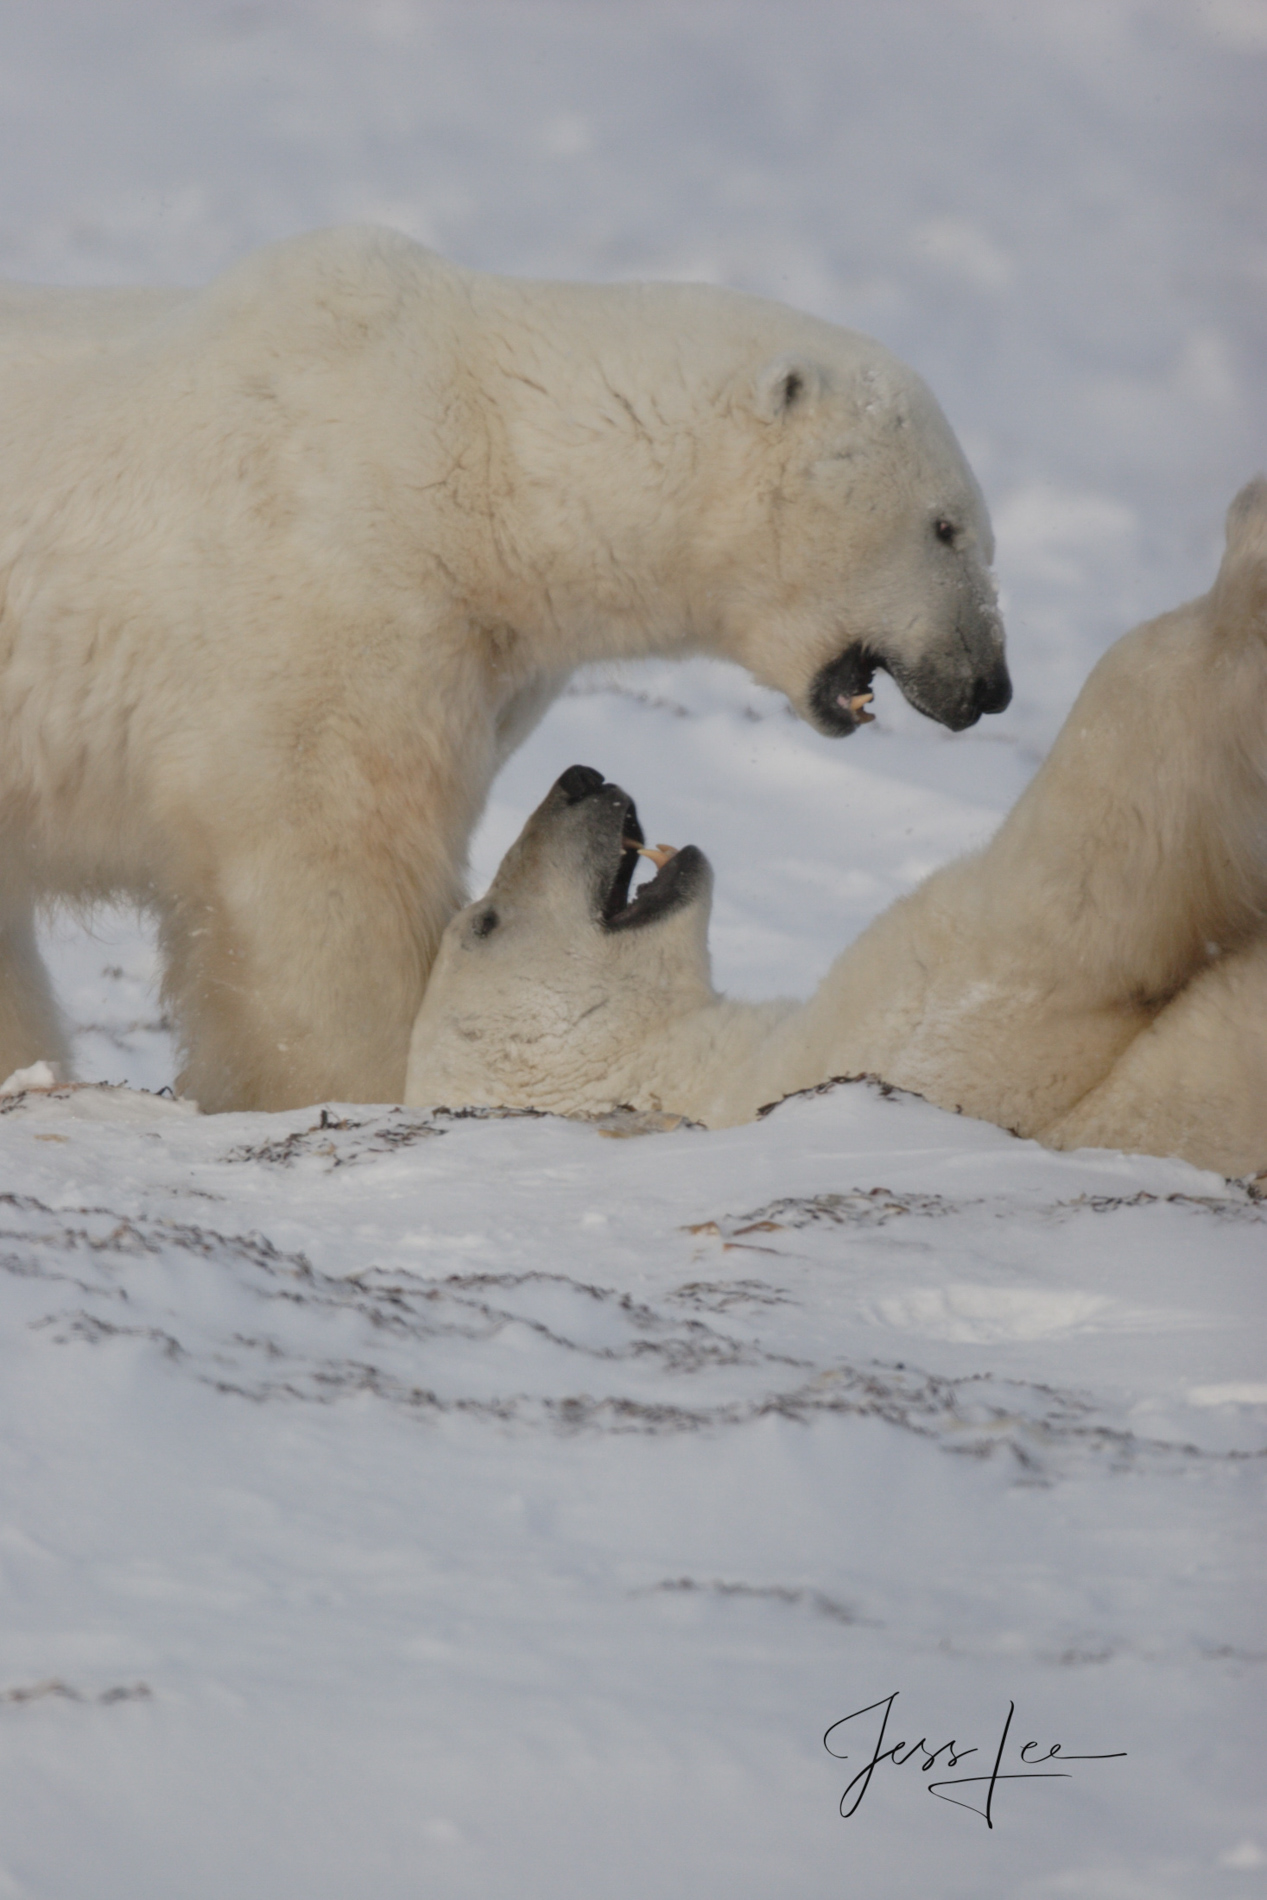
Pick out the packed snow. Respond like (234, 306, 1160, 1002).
(1, 4, 1264, 1895)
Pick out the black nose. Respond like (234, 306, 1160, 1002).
(555, 764, 607, 804)
(973, 661, 1012, 716)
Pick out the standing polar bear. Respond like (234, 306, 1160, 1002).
(407, 480, 1267, 1178)
(0, 227, 1008, 1111)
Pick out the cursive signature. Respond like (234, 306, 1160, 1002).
(824, 1693, 1126, 1829)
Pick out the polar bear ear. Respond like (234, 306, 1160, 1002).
(751, 353, 825, 422)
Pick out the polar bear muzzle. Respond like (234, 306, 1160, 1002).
(480, 767, 710, 946)
(565, 775, 708, 934)
(887, 638, 1014, 732)
(810, 631, 1012, 736)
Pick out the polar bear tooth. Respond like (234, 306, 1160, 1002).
(624, 840, 678, 869)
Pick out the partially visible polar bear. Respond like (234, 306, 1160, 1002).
(407, 479, 1267, 1177)
(0, 227, 1008, 1111)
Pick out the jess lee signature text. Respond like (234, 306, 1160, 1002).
(824, 1693, 1126, 1829)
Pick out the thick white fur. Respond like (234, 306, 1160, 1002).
(0, 228, 1005, 1110)
(407, 480, 1267, 1176)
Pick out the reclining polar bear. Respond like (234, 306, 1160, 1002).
(0, 226, 1007, 1112)
(407, 479, 1267, 1177)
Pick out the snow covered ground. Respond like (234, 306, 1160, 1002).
(1, 4, 1264, 1894)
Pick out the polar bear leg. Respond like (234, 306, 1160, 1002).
(1043, 939, 1267, 1177)
(0, 899, 71, 1084)
(159, 843, 455, 1114)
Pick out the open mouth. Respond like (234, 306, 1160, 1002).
(545, 766, 708, 932)
(809, 645, 881, 736)
(596, 789, 706, 932)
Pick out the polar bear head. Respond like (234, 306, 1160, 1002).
(683, 320, 1011, 735)
(405, 765, 713, 1115)
(496, 276, 1010, 737)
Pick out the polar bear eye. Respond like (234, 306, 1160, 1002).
(934, 517, 958, 547)
(472, 908, 499, 939)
